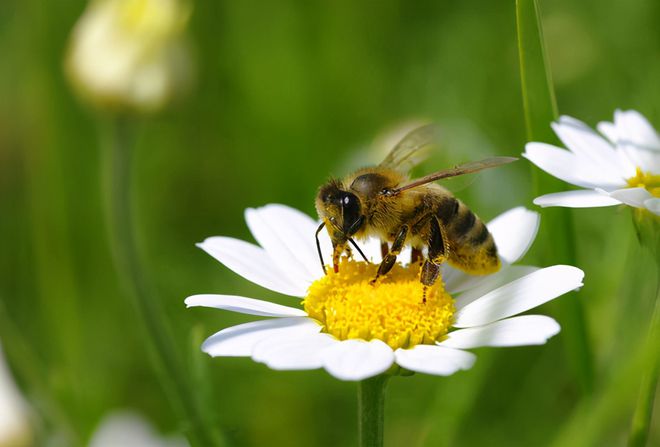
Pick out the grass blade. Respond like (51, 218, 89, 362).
(515, 0, 594, 395)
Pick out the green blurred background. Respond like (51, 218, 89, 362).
(1, 0, 659, 445)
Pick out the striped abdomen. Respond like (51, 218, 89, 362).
(435, 196, 500, 275)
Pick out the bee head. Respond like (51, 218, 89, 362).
(316, 180, 365, 239)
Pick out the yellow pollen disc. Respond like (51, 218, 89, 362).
(303, 259, 455, 350)
(627, 167, 660, 198)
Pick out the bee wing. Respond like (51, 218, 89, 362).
(391, 156, 518, 194)
(378, 124, 440, 174)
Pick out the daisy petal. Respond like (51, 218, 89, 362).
(553, 116, 627, 179)
(534, 190, 622, 208)
(245, 205, 322, 282)
(453, 265, 539, 307)
(597, 121, 617, 144)
(252, 333, 337, 370)
(439, 315, 560, 349)
(614, 110, 660, 172)
(185, 294, 306, 317)
(523, 142, 625, 190)
(201, 317, 321, 357)
(608, 187, 653, 209)
(322, 339, 394, 381)
(197, 236, 308, 297)
(487, 207, 539, 264)
(394, 345, 475, 376)
(454, 265, 584, 328)
(614, 109, 660, 150)
(359, 237, 390, 263)
(644, 198, 660, 216)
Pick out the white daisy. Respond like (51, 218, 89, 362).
(186, 204, 584, 381)
(523, 109, 660, 216)
(65, 0, 193, 112)
(89, 410, 188, 447)
(0, 342, 31, 447)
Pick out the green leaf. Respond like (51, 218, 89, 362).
(516, 0, 558, 144)
(515, 0, 594, 395)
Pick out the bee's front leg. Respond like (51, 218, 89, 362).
(420, 216, 450, 301)
(371, 225, 409, 284)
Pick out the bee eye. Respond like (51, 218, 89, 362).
(338, 192, 362, 236)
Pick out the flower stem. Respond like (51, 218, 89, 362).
(628, 276, 660, 447)
(102, 116, 223, 447)
(358, 374, 389, 447)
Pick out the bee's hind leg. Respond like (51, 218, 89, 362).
(371, 225, 409, 284)
(380, 241, 389, 260)
(420, 216, 450, 302)
(411, 247, 423, 264)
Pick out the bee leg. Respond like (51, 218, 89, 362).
(371, 225, 409, 284)
(420, 217, 450, 302)
(411, 248, 423, 264)
(380, 241, 389, 260)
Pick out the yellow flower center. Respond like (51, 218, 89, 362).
(303, 259, 455, 350)
(627, 167, 660, 198)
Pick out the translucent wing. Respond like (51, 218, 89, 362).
(378, 124, 440, 173)
(389, 157, 518, 194)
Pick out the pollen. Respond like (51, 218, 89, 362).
(303, 259, 455, 350)
(627, 167, 660, 198)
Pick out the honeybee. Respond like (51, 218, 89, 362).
(315, 124, 517, 293)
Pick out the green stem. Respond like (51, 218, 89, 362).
(102, 116, 222, 447)
(628, 277, 660, 447)
(358, 374, 389, 447)
(515, 0, 594, 395)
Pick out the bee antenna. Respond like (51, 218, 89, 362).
(348, 238, 369, 264)
(315, 222, 327, 274)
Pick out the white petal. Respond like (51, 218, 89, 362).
(523, 142, 626, 190)
(197, 236, 308, 297)
(614, 110, 660, 172)
(533, 189, 622, 208)
(245, 205, 322, 282)
(355, 236, 387, 263)
(487, 207, 540, 264)
(644, 198, 660, 216)
(614, 109, 660, 150)
(597, 121, 617, 144)
(89, 411, 188, 447)
(453, 265, 539, 307)
(619, 144, 660, 173)
(609, 187, 653, 209)
(394, 345, 475, 376)
(185, 294, 306, 317)
(252, 333, 337, 370)
(322, 339, 394, 381)
(201, 317, 321, 357)
(454, 265, 584, 328)
(553, 116, 628, 179)
(439, 315, 560, 349)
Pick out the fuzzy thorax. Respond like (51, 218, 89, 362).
(303, 259, 455, 350)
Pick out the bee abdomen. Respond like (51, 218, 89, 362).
(438, 199, 500, 275)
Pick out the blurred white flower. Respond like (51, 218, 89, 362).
(0, 343, 31, 447)
(65, 0, 193, 113)
(186, 204, 584, 381)
(523, 110, 660, 215)
(89, 411, 188, 447)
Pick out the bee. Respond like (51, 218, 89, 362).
(315, 124, 517, 294)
